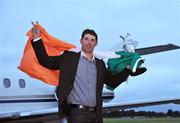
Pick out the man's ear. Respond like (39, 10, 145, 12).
(80, 39, 82, 44)
(95, 41, 98, 46)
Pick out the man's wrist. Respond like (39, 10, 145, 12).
(33, 37, 41, 42)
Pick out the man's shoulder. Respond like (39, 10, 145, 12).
(95, 57, 105, 64)
(63, 50, 80, 56)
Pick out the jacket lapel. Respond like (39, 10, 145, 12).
(71, 52, 81, 80)
(95, 58, 103, 85)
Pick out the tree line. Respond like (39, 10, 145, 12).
(103, 109, 180, 118)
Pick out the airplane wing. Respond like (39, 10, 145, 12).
(1, 98, 180, 122)
(0, 91, 114, 122)
(135, 43, 180, 55)
(0, 109, 59, 123)
(103, 98, 180, 112)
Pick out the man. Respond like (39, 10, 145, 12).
(31, 22, 140, 123)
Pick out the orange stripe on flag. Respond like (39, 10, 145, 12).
(18, 24, 76, 86)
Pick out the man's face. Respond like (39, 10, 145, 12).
(80, 34, 97, 53)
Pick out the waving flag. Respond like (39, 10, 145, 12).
(19, 24, 144, 87)
(107, 51, 144, 75)
(18, 24, 76, 86)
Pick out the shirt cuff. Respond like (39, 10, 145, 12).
(33, 37, 41, 42)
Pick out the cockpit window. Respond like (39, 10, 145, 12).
(19, 79, 26, 88)
(3, 78, 11, 88)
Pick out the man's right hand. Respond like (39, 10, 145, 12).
(31, 21, 41, 40)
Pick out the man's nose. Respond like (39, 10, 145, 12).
(86, 39, 91, 44)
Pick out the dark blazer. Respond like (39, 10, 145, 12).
(32, 39, 130, 123)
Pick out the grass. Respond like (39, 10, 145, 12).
(103, 117, 180, 123)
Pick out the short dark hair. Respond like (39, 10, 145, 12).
(81, 29, 98, 41)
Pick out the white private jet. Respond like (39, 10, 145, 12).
(0, 34, 180, 123)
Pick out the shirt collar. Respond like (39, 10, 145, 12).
(81, 51, 96, 62)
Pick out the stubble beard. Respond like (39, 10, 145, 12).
(82, 45, 94, 54)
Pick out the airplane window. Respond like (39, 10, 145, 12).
(19, 79, 26, 88)
(3, 78, 11, 88)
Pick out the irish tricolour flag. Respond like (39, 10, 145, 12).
(19, 24, 144, 86)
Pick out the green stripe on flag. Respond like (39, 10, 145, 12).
(106, 51, 143, 90)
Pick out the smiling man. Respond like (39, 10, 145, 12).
(31, 21, 131, 123)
